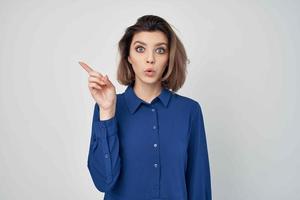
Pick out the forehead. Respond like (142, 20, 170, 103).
(131, 31, 168, 45)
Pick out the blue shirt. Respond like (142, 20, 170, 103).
(87, 84, 212, 200)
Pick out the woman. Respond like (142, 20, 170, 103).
(80, 15, 212, 200)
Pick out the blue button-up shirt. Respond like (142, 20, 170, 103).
(87, 84, 212, 200)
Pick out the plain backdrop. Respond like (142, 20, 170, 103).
(0, 0, 299, 199)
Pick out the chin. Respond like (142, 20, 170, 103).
(140, 77, 160, 85)
(143, 79, 158, 85)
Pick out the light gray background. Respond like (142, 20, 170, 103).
(0, 0, 299, 199)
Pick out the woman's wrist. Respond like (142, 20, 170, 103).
(99, 106, 116, 121)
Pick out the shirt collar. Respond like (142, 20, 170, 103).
(124, 83, 173, 114)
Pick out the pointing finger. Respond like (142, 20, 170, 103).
(89, 70, 105, 79)
(79, 61, 93, 73)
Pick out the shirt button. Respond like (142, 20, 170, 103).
(154, 163, 158, 168)
(154, 143, 157, 148)
(153, 125, 156, 129)
(151, 108, 155, 112)
(104, 154, 109, 158)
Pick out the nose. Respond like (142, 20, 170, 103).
(146, 52, 155, 64)
(147, 60, 154, 64)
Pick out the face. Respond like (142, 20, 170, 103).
(128, 31, 169, 86)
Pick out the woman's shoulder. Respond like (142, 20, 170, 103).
(172, 92, 203, 110)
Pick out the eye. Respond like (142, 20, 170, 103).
(135, 46, 145, 53)
(156, 47, 166, 54)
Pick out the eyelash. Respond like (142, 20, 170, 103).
(135, 46, 167, 54)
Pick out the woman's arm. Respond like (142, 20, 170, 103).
(87, 102, 121, 192)
(186, 102, 212, 200)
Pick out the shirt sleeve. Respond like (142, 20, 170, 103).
(186, 102, 212, 200)
(87, 102, 121, 193)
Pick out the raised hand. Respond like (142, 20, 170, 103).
(79, 61, 116, 119)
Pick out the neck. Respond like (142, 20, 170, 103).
(133, 81, 162, 104)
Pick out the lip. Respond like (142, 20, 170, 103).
(144, 70, 156, 77)
(144, 68, 156, 72)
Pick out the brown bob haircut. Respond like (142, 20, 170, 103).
(116, 15, 189, 92)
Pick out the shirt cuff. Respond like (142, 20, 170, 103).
(93, 115, 118, 139)
(98, 115, 117, 127)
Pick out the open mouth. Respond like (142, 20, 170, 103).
(145, 68, 155, 72)
(144, 70, 155, 77)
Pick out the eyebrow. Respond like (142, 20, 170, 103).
(133, 40, 168, 47)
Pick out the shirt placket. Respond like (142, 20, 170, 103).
(150, 106, 161, 198)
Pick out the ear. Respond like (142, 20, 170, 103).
(127, 56, 132, 64)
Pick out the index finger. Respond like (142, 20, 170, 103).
(79, 61, 93, 73)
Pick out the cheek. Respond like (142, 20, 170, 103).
(130, 57, 142, 73)
(159, 56, 169, 68)
(161, 53, 169, 62)
(130, 53, 143, 65)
